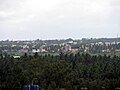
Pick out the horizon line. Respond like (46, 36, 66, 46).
(0, 37, 120, 41)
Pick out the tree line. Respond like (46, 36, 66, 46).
(0, 52, 120, 90)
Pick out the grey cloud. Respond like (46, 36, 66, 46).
(0, 0, 120, 40)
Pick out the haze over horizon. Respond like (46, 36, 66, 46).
(0, 0, 120, 40)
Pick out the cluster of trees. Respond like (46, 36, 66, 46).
(0, 53, 120, 90)
(81, 38, 120, 44)
(79, 43, 120, 53)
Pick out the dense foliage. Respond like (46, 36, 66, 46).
(0, 53, 120, 90)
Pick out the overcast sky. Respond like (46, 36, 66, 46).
(0, 0, 120, 40)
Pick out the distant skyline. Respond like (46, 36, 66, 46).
(0, 0, 120, 40)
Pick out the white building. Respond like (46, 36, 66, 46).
(32, 49, 40, 53)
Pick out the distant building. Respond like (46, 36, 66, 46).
(32, 49, 40, 53)
(102, 49, 110, 52)
(19, 49, 28, 53)
(105, 42, 111, 46)
(11, 45, 17, 47)
(41, 49, 47, 53)
(71, 48, 79, 53)
(23, 45, 29, 49)
(63, 44, 71, 52)
(13, 56, 21, 59)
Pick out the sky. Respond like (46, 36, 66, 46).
(0, 0, 120, 40)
